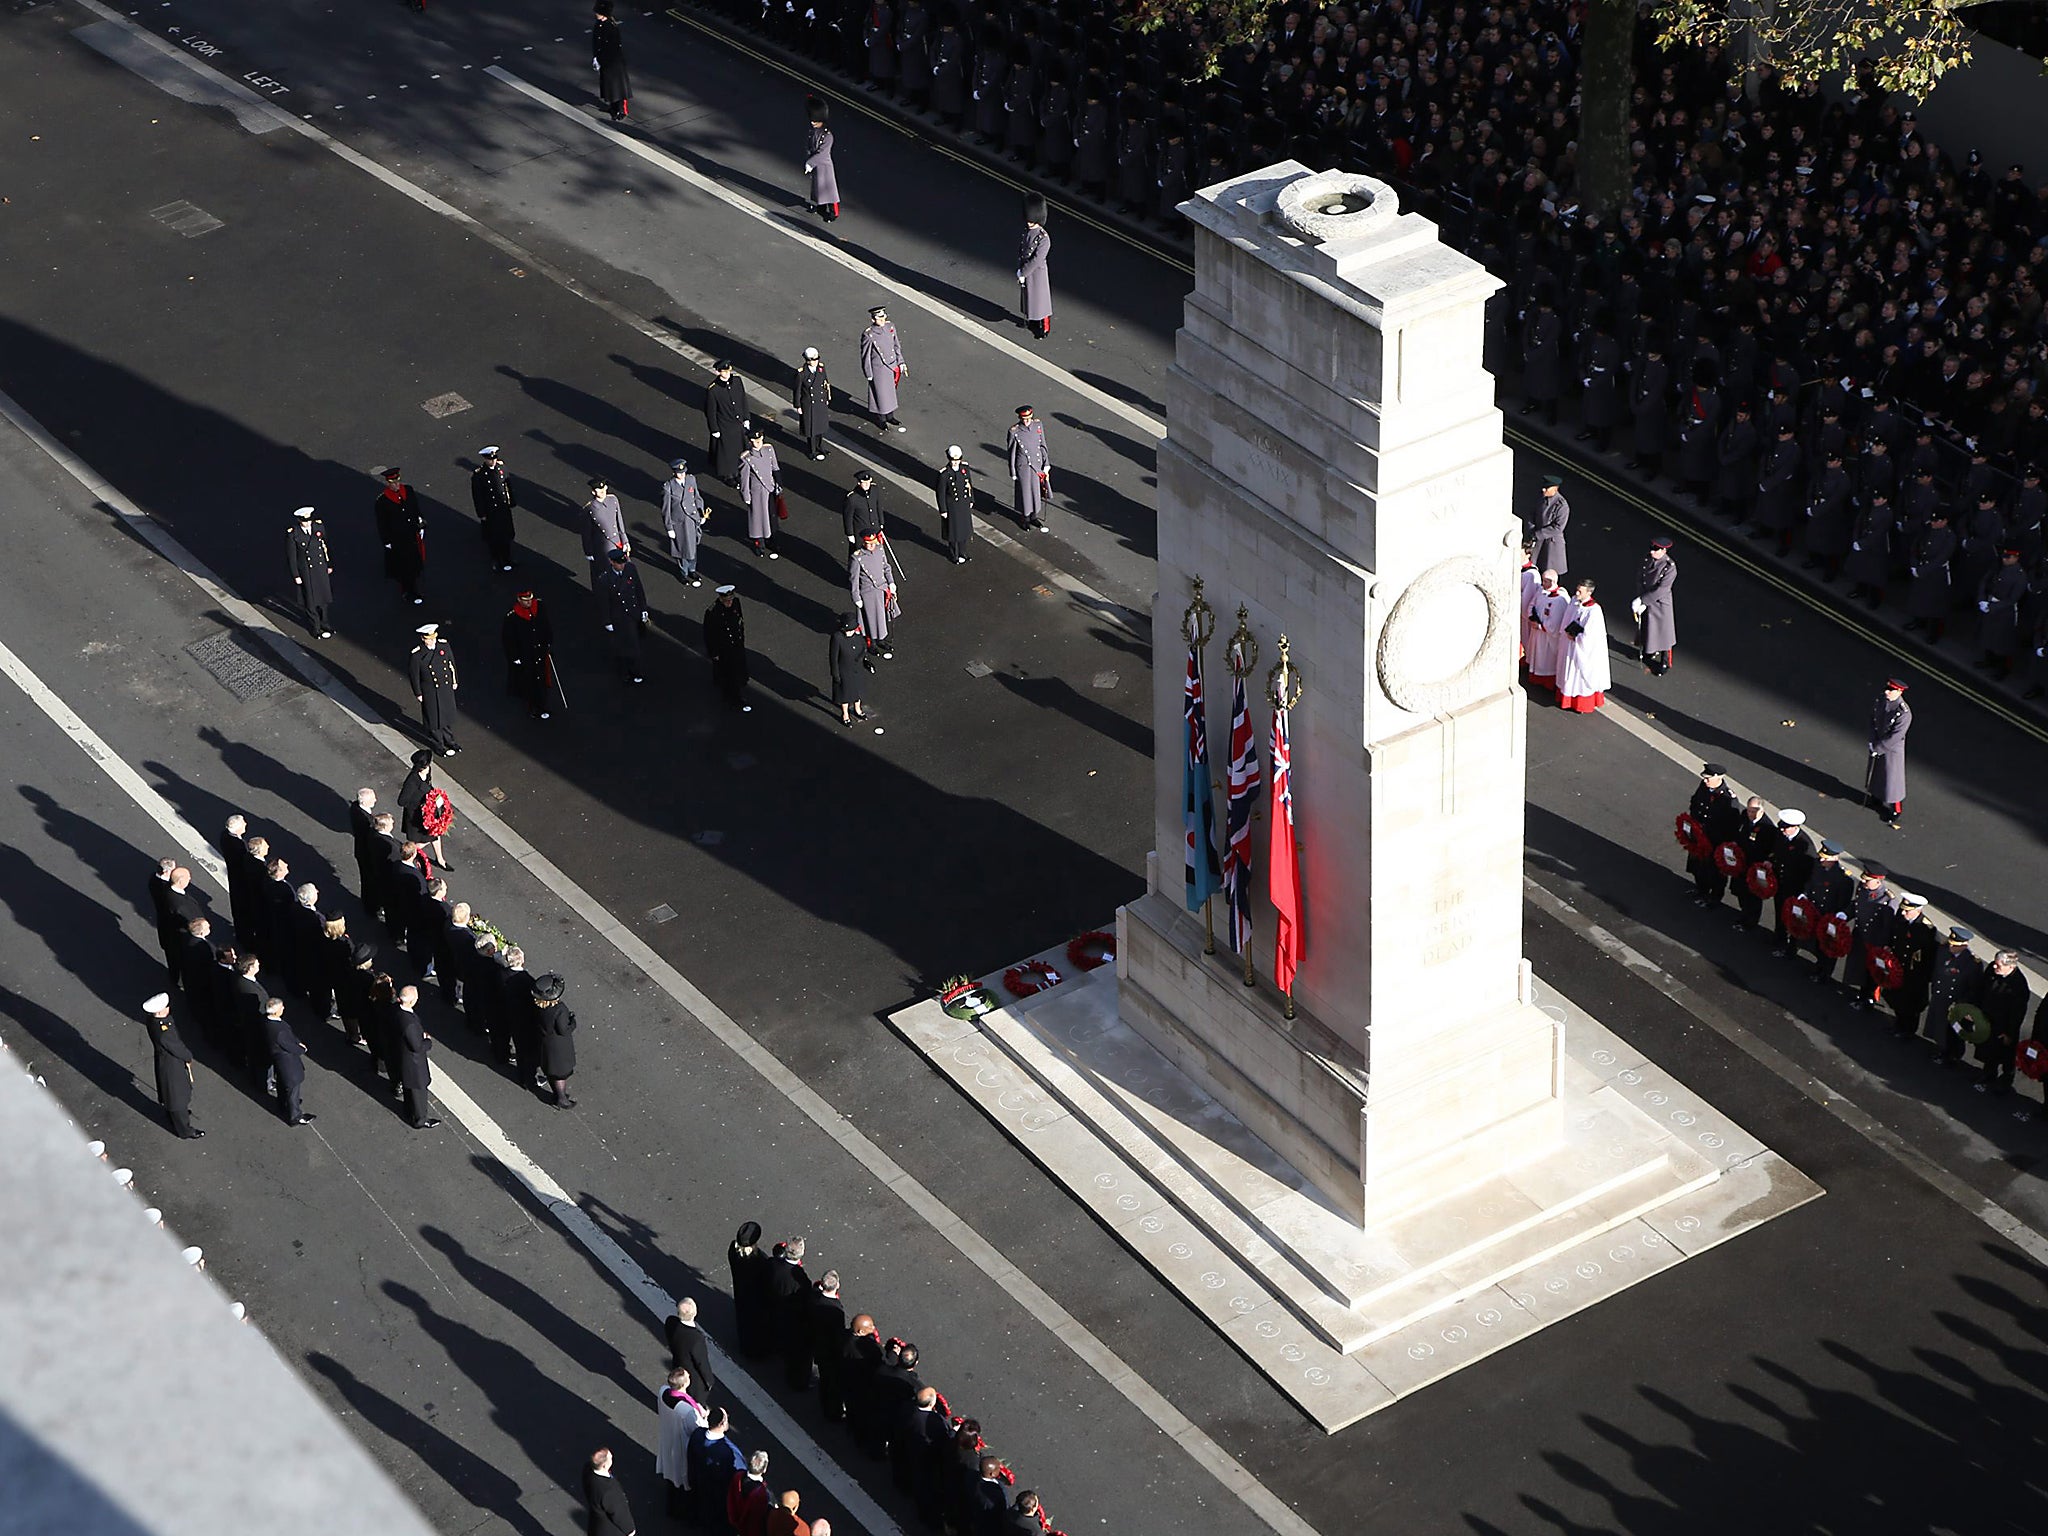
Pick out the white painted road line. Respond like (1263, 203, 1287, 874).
(483, 65, 1168, 442)
(0, 623, 905, 1536)
(7, 343, 1306, 1536)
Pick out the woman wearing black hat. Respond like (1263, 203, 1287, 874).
(397, 751, 453, 871)
(830, 611, 875, 726)
(592, 1, 631, 123)
(531, 974, 577, 1107)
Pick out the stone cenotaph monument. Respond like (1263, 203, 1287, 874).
(889, 164, 1817, 1428)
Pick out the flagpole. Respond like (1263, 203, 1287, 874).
(1183, 578, 1217, 954)
(1226, 606, 1260, 988)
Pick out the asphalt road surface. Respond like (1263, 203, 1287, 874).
(1, 5, 2045, 1535)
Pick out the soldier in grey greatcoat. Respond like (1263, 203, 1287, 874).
(1865, 678, 1911, 826)
(936, 444, 974, 563)
(1634, 537, 1677, 676)
(660, 458, 708, 586)
(860, 306, 907, 432)
(1528, 474, 1568, 575)
(1978, 546, 2029, 675)
(1017, 194, 1053, 339)
(849, 531, 896, 657)
(1573, 315, 1622, 451)
(1751, 425, 1802, 546)
(804, 97, 839, 221)
(793, 347, 832, 460)
(1714, 404, 1759, 520)
(1518, 297, 1562, 422)
(583, 478, 630, 586)
(1008, 405, 1051, 531)
(287, 507, 335, 639)
(595, 547, 649, 684)
(1626, 337, 1670, 480)
(1905, 511, 1957, 637)
(739, 430, 781, 559)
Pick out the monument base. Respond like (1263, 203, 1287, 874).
(887, 943, 1820, 1432)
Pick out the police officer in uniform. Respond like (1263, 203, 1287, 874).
(143, 992, 203, 1139)
(287, 507, 335, 639)
(409, 622, 461, 755)
(843, 470, 885, 545)
(936, 444, 974, 564)
(471, 446, 518, 572)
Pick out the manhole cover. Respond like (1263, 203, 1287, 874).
(964, 661, 993, 678)
(1091, 670, 1119, 690)
(646, 903, 677, 924)
(185, 631, 296, 702)
(149, 199, 224, 238)
(420, 392, 472, 418)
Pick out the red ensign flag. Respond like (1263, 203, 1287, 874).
(1269, 699, 1304, 995)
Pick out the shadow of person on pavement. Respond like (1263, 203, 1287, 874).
(989, 668, 1150, 758)
(304, 1351, 557, 1536)
(0, 981, 161, 1129)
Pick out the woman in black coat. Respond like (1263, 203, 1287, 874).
(592, 2, 630, 123)
(532, 973, 577, 1107)
(396, 750, 451, 871)
(830, 611, 873, 726)
(728, 1222, 776, 1358)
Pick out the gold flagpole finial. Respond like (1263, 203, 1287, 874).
(1267, 634, 1305, 710)
(1226, 604, 1258, 679)
(1182, 576, 1216, 650)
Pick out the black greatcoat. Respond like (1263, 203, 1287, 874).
(350, 801, 384, 918)
(665, 1315, 715, 1395)
(936, 463, 974, 557)
(728, 1239, 777, 1357)
(769, 1257, 814, 1387)
(704, 376, 749, 482)
(502, 602, 554, 715)
(794, 363, 832, 444)
(470, 462, 517, 565)
(375, 485, 426, 586)
(592, 16, 631, 112)
(286, 522, 334, 627)
(539, 1002, 577, 1079)
(409, 639, 460, 751)
(830, 628, 869, 706)
(704, 597, 749, 703)
(146, 1012, 196, 1131)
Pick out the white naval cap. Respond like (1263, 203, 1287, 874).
(803, 346, 819, 360)
(143, 993, 171, 1013)
(294, 506, 315, 520)
(112, 1168, 134, 1189)
(86, 1140, 106, 1159)
(715, 584, 737, 595)
(180, 1245, 204, 1267)
(416, 623, 439, 636)
(946, 444, 963, 459)
(479, 445, 501, 457)
(1900, 892, 1927, 908)
(143, 1208, 163, 1226)
(1778, 809, 1806, 826)
(228, 1301, 247, 1321)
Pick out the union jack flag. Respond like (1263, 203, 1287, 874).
(1182, 645, 1222, 913)
(1222, 669, 1262, 954)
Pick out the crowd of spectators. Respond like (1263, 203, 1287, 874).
(703, 0, 2048, 682)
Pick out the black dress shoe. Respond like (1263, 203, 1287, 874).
(1574, 430, 1595, 442)
(183, 1129, 207, 1139)
(413, 1117, 442, 1129)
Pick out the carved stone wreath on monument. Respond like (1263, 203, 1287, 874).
(1374, 554, 1505, 715)
(1272, 169, 1400, 242)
